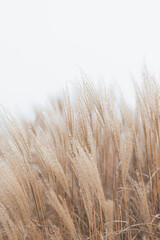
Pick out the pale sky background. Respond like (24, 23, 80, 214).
(0, 0, 160, 118)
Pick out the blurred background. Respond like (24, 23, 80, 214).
(0, 0, 160, 118)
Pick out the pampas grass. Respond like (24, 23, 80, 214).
(0, 71, 160, 239)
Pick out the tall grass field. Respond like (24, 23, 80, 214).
(0, 72, 160, 239)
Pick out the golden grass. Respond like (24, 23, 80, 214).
(0, 71, 160, 239)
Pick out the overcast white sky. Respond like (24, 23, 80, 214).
(0, 0, 160, 117)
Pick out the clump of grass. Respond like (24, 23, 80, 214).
(0, 71, 160, 239)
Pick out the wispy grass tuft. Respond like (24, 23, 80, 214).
(0, 71, 160, 239)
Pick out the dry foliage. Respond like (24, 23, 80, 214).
(0, 72, 160, 239)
